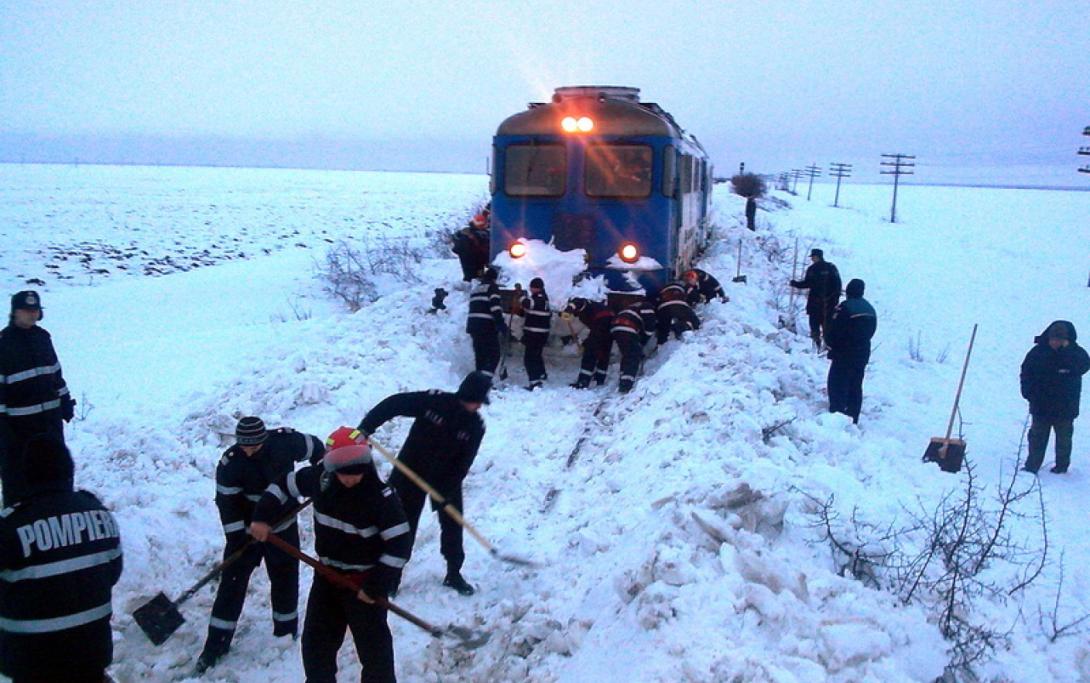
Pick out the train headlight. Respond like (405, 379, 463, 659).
(619, 243, 639, 263)
(509, 242, 527, 259)
(577, 116, 594, 132)
(561, 116, 578, 133)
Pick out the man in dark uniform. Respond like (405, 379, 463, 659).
(451, 213, 491, 283)
(357, 372, 488, 596)
(518, 278, 552, 390)
(564, 298, 615, 389)
(610, 301, 652, 394)
(466, 268, 508, 379)
(195, 417, 325, 674)
(0, 436, 123, 683)
(655, 282, 701, 345)
(683, 269, 729, 305)
(1020, 320, 1090, 474)
(790, 248, 842, 348)
(824, 279, 877, 424)
(251, 437, 411, 683)
(0, 291, 76, 505)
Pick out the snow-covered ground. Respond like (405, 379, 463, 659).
(2, 164, 1088, 682)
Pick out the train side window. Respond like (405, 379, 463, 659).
(504, 144, 566, 197)
(585, 144, 653, 199)
(662, 146, 676, 197)
(680, 154, 693, 194)
(489, 146, 498, 195)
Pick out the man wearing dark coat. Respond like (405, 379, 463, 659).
(824, 279, 877, 424)
(0, 291, 75, 505)
(790, 249, 842, 348)
(1020, 320, 1090, 474)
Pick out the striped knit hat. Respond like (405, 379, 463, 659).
(235, 416, 268, 446)
(323, 445, 373, 474)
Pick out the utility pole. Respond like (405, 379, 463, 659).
(739, 161, 746, 175)
(778, 172, 789, 191)
(829, 163, 852, 207)
(790, 168, 803, 195)
(1079, 126, 1090, 174)
(880, 153, 915, 223)
(804, 163, 821, 201)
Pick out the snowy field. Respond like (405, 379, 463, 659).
(2, 164, 1089, 682)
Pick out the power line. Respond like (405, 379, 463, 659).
(803, 163, 821, 201)
(828, 163, 852, 207)
(880, 153, 915, 223)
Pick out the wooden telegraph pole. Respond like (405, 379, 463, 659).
(804, 164, 821, 201)
(790, 169, 803, 195)
(829, 163, 852, 207)
(880, 153, 915, 223)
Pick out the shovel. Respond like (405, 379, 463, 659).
(731, 241, 747, 284)
(264, 533, 491, 649)
(132, 499, 313, 645)
(498, 284, 521, 381)
(368, 437, 539, 567)
(923, 324, 978, 473)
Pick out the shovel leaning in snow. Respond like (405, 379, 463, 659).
(264, 533, 491, 649)
(731, 241, 747, 284)
(132, 499, 314, 645)
(368, 437, 538, 567)
(922, 324, 978, 473)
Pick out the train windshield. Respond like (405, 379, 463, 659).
(585, 144, 653, 199)
(504, 145, 566, 197)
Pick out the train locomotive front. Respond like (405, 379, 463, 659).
(489, 85, 713, 308)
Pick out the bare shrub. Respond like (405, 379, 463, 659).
(731, 173, 767, 198)
(318, 236, 424, 311)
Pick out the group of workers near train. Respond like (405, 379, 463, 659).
(0, 228, 1087, 680)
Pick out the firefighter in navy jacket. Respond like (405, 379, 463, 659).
(1, 291, 75, 505)
(250, 433, 411, 683)
(824, 279, 877, 424)
(683, 269, 728, 305)
(195, 417, 325, 674)
(466, 267, 508, 379)
(565, 298, 615, 389)
(655, 282, 701, 344)
(610, 302, 651, 393)
(518, 278, 552, 390)
(0, 437, 122, 683)
(790, 248, 842, 348)
(357, 373, 488, 596)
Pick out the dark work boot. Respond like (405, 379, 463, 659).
(442, 572, 476, 596)
(193, 630, 231, 676)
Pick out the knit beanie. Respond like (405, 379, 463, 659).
(235, 417, 268, 446)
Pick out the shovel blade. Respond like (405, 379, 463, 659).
(732, 276, 747, 283)
(133, 592, 186, 646)
(489, 547, 541, 568)
(447, 625, 492, 649)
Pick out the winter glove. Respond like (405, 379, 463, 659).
(61, 395, 76, 422)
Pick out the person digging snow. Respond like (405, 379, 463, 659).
(466, 267, 508, 380)
(194, 417, 325, 675)
(824, 279, 877, 424)
(249, 428, 411, 683)
(356, 372, 488, 596)
(682, 268, 729, 305)
(1020, 320, 1089, 474)
(655, 281, 701, 345)
(518, 277, 552, 390)
(564, 298, 615, 388)
(790, 248, 842, 349)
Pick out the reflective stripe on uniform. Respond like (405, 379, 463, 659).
(272, 610, 298, 622)
(245, 494, 262, 502)
(303, 436, 315, 463)
(319, 557, 374, 572)
(314, 512, 378, 538)
(4, 364, 61, 384)
(525, 326, 550, 333)
(0, 600, 112, 634)
(265, 484, 288, 504)
(286, 471, 301, 499)
(380, 522, 410, 540)
(216, 484, 243, 495)
(6, 400, 61, 417)
(468, 313, 495, 320)
(379, 553, 408, 568)
(209, 616, 237, 631)
(0, 547, 122, 583)
(0, 404, 6, 415)
(57, 386, 70, 397)
(222, 520, 246, 534)
(611, 326, 639, 335)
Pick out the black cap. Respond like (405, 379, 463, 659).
(479, 267, 498, 284)
(810, 248, 823, 258)
(235, 416, 268, 445)
(11, 290, 42, 312)
(530, 277, 545, 290)
(845, 279, 865, 297)
(456, 372, 492, 404)
(23, 436, 74, 487)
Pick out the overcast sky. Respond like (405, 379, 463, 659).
(1, 1, 1087, 181)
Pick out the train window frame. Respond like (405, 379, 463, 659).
(584, 143, 654, 200)
(662, 145, 677, 197)
(680, 154, 693, 194)
(503, 143, 567, 198)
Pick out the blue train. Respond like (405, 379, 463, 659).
(489, 85, 714, 307)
